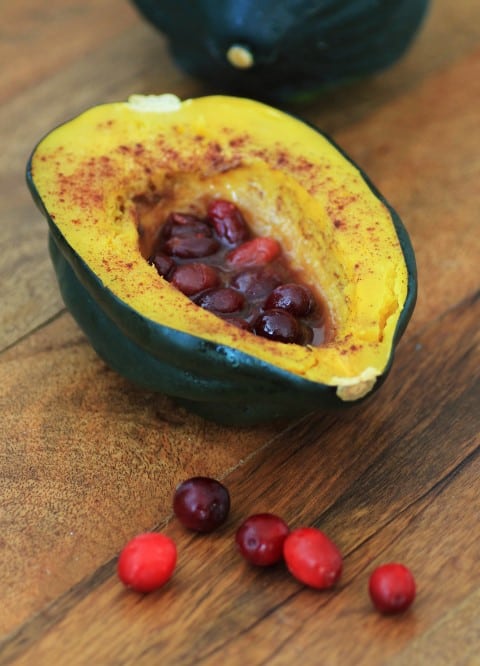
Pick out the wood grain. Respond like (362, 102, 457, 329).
(1, 0, 479, 664)
(2, 293, 478, 665)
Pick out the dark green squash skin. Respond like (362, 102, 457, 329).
(26, 120, 417, 427)
(130, 0, 430, 102)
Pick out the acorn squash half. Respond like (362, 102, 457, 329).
(26, 94, 416, 425)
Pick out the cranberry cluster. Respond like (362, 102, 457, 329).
(117, 476, 416, 614)
(148, 200, 324, 345)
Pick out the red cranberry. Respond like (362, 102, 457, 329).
(236, 513, 290, 566)
(252, 309, 301, 343)
(162, 212, 210, 240)
(117, 532, 177, 593)
(265, 283, 314, 317)
(227, 237, 281, 267)
(171, 263, 220, 296)
(283, 527, 343, 589)
(195, 287, 245, 314)
(230, 267, 283, 301)
(207, 199, 249, 244)
(222, 317, 250, 330)
(149, 252, 176, 280)
(164, 235, 219, 259)
(173, 476, 230, 533)
(369, 563, 416, 614)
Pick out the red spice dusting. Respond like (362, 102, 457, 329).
(333, 219, 346, 229)
(229, 135, 248, 148)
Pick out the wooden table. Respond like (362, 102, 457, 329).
(1, 1, 479, 664)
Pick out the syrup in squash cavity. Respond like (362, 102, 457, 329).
(138, 198, 330, 347)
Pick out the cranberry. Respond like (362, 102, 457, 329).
(283, 527, 343, 589)
(149, 252, 176, 280)
(230, 267, 283, 301)
(207, 199, 249, 244)
(162, 212, 211, 240)
(227, 237, 281, 267)
(369, 563, 416, 614)
(173, 476, 230, 533)
(164, 235, 219, 259)
(252, 309, 301, 344)
(265, 283, 314, 317)
(117, 532, 177, 593)
(171, 263, 220, 296)
(223, 317, 250, 330)
(195, 287, 245, 314)
(236, 513, 290, 566)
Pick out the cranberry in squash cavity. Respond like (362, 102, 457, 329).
(149, 252, 176, 280)
(173, 476, 230, 533)
(265, 283, 314, 317)
(171, 263, 220, 296)
(230, 267, 283, 301)
(195, 287, 245, 314)
(236, 513, 290, 566)
(223, 317, 250, 330)
(369, 563, 416, 614)
(227, 237, 281, 267)
(117, 532, 177, 593)
(162, 212, 212, 240)
(253, 309, 301, 344)
(164, 235, 219, 259)
(283, 527, 343, 589)
(207, 199, 249, 245)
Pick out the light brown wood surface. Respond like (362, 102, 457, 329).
(1, 1, 479, 664)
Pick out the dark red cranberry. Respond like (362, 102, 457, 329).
(171, 263, 220, 296)
(149, 252, 176, 280)
(222, 317, 250, 330)
(369, 563, 416, 614)
(283, 527, 343, 589)
(162, 212, 210, 240)
(253, 309, 301, 343)
(173, 476, 230, 533)
(236, 513, 290, 566)
(164, 235, 219, 259)
(265, 283, 314, 317)
(227, 237, 281, 267)
(195, 287, 245, 314)
(207, 199, 249, 245)
(230, 267, 283, 301)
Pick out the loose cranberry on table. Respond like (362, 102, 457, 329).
(283, 527, 343, 589)
(173, 476, 231, 533)
(117, 532, 177, 593)
(236, 513, 290, 566)
(369, 563, 416, 614)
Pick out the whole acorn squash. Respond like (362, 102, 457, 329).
(130, 0, 430, 101)
(27, 94, 416, 425)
